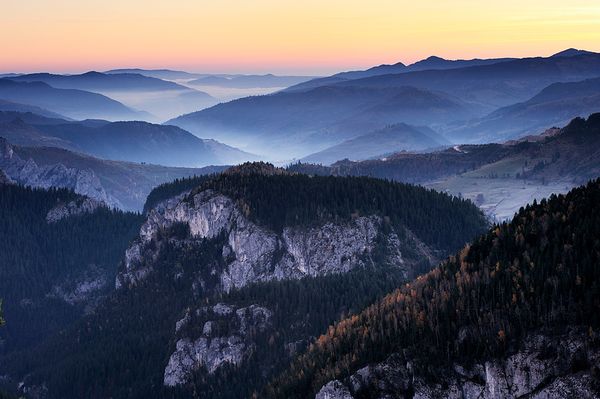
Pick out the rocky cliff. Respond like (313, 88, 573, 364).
(0, 137, 120, 207)
(117, 188, 431, 291)
(164, 302, 272, 386)
(46, 197, 105, 223)
(0, 168, 12, 184)
(316, 328, 599, 399)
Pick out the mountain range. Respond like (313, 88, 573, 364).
(188, 74, 316, 89)
(300, 123, 449, 165)
(1, 47, 600, 399)
(1, 163, 487, 398)
(0, 137, 226, 210)
(5, 71, 217, 121)
(168, 85, 477, 158)
(0, 112, 256, 167)
(292, 114, 600, 219)
(0, 79, 144, 121)
(166, 49, 600, 160)
(268, 176, 600, 399)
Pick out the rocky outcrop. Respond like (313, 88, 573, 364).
(117, 189, 427, 290)
(0, 137, 121, 208)
(163, 303, 272, 386)
(46, 197, 104, 223)
(0, 168, 13, 184)
(315, 328, 600, 399)
(46, 264, 110, 314)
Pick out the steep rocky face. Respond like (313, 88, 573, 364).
(0, 168, 13, 184)
(117, 188, 428, 291)
(315, 328, 600, 399)
(164, 303, 272, 386)
(46, 197, 104, 223)
(0, 137, 120, 207)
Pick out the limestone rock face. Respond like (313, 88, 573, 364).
(163, 303, 272, 387)
(117, 188, 424, 290)
(0, 168, 13, 184)
(0, 137, 120, 207)
(46, 197, 104, 223)
(316, 381, 354, 399)
(315, 328, 600, 399)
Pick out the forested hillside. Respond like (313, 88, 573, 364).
(191, 168, 487, 252)
(5, 166, 488, 398)
(267, 178, 600, 398)
(0, 184, 143, 354)
(143, 174, 216, 214)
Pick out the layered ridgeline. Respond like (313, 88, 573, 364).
(292, 113, 600, 220)
(6, 71, 217, 121)
(0, 114, 256, 167)
(0, 183, 143, 358)
(267, 178, 600, 399)
(0, 137, 226, 211)
(8, 163, 487, 399)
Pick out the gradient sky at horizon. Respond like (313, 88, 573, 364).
(2, 0, 600, 75)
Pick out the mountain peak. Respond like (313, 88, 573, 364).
(551, 48, 594, 58)
(425, 55, 445, 61)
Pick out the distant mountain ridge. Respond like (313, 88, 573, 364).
(168, 85, 477, 159)
(0, 79, 145, 121)
(292, 113, 600, 219)
(8, 71, 193, 91)
(6, 71, 217, 121)
(285, 48, 596, 93)
(301, 123, 449, 165)
(445, 76, 600, 142)
(188, 74, 315, 89)
(0, 112, 256, 167)
(0, 136, 228, 210)
(290, 55, 518, 92)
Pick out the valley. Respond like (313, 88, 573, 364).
(1, 34, 600, 399)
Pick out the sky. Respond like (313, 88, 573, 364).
(2, 0, 600, 75)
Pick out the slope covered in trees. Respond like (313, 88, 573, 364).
(143, 174, 216, 214)
(0, 184, 143, 354)
(6, 166, 488, 398)
(267, 178, 600, 398)
(12, 262, 407, 399)
(191, 167, 487, 252)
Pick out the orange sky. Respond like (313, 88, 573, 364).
(1, 0, 600, 74)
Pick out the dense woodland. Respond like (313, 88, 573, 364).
(0, 184, 143, 355)
(266, 179, 600, 398)
(5, 166, 490, 398)
(143, 174, 215, 214)
(10, 234, 407, 399)
(192, 170, 487, 252)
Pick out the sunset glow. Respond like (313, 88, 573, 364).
(2, 0, 600, 74)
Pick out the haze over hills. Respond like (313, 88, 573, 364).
(0, 100, 70, 120)
(0, 79, 145, 121)
(104, 68, 204, 80)
(301, 123, 450, 165)
(443, 76, 600, 143)
(325, 51, 600, 109)
(0, 136, 227, 210)
(187, 74, 315, 89)
(6, 71, 217, 121)
(165, 49, 600, 161)
(168, 85, 477, 159)
(0, 111, 256, 167)
(2, 42, 600, 399)
(293, 113, 600, 220)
